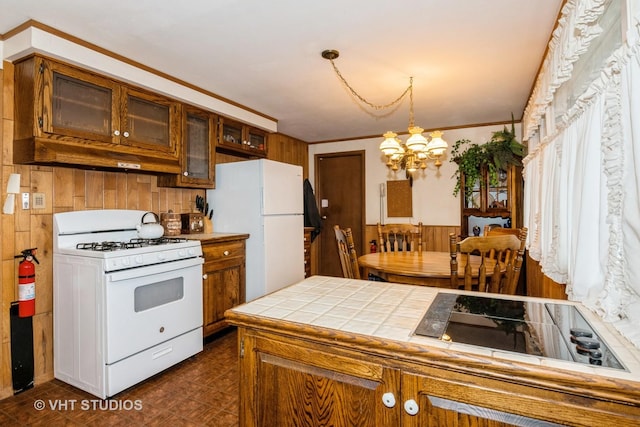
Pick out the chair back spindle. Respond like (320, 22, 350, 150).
(377, 222, 423, 252)
(334, 225, 361, 279)
(449, 227, 527, 294)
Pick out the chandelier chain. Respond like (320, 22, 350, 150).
(328, 58, 412, 112)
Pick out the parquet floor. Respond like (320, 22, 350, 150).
(0, 328, 239, 426)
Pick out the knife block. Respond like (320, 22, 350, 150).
(203, 217, 213, 234)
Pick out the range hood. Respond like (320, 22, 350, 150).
(13, 137, 182, 175)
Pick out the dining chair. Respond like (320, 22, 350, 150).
(334, 225, 361, 279)
(483, 225, 524, 262)
(377, 222, 423, 252)
(449, 227, 527, 294)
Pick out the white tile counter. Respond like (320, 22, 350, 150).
(229, 275, 640, 383)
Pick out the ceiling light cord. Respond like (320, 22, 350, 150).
(325, 56, 412, 113)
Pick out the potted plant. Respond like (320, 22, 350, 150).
(450, 119, 525, 199)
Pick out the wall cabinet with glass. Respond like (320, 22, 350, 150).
(217, 117, 267, 158)
(13, 55, 182, 174)
(158, 106, 216, 188)
(459, 165, 522, 237)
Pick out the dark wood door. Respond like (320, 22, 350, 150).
(315, 151, 365, 277)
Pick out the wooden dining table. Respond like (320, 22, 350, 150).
(358, 251, 500, 288)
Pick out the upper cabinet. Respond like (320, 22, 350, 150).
(459, 165, 522, 237)
(217, 117, 267, 158)
(158, 105, 217, 188)
(13, 55, 182, 174)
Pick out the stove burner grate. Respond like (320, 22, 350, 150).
(76, 237, 189, 252)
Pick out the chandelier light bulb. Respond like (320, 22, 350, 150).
(426, 130, 448, 157)
(405, 126, 428, 152)
(379, 131, 401, 156)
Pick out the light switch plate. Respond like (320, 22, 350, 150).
(33, 193, 45, 209)
(21, 193, 29, 210)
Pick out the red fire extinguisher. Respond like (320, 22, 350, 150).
(15, 248, 39, 318)
(370, 240, 377, 253)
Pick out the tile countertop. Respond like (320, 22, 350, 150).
(229, 275, 640, 383)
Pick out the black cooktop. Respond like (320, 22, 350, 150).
(414, 293, 625, 370)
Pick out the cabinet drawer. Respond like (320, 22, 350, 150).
(202, 241, 245, 262)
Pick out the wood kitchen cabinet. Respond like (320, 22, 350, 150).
(231, 325, 639, 427)
(304, 227, 312, 277)
(240, 331, 400, 426)
(158, 105, 217, 188)
(217, 117, 267, 158)
(459, 165, 523, 237)
(201, 234, 248, 337)
(13, 54, 182, 174)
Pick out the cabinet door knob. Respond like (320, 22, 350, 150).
(202, 274, 208, 280)
(183, 171, 189, 176)
(123, 131, 130, 138)
(404, 399, 419, 416)
(113, 130, 120, 136)
(223, 250, 230, 256)
(381, 392, 396, 408)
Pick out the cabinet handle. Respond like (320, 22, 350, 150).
(123, 131, 130, 138)
(223, 250, 230, 256)
(113, 130, 120, 136)
(202, 274, 208, 280)
(183, 171, 189, 176)
(381, 392, 396, 408)
(404, 399, 419, 416)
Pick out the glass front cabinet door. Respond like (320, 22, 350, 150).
(39, 57, 180, 158)
(460, 165, 522, 237)
(217, 117, 267, 158)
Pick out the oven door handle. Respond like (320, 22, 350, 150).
(106, 257, 203, 283)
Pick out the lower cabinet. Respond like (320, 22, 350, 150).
(201, 235, 248, 337)
(236, 327, 640, 427)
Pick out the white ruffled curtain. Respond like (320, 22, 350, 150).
(523, 1, 640, 347)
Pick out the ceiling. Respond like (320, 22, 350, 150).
(0, 0, 564, 143)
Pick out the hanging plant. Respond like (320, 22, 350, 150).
(450, 118, 525, 199)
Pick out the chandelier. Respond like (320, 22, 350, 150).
(321, 49, 448, 175)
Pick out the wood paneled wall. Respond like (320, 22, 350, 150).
(364, 224, 461, 253)
(526, 254, 568, 299)
(216, 133, 308, 175)
(267, 133, 309, 179)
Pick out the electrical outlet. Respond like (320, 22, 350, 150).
(33, 193, 46, 209)
(21, 193, 30, 209)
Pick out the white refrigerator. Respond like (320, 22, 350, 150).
(206, 159, 305, 302)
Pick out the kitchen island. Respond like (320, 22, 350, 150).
(225, 276, 640, 426)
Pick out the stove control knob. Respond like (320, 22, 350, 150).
(157, 253, 167, 261)
(135, 255, 143, 264)
(178, 250, 186, 257)
(122, 258, 130, 266)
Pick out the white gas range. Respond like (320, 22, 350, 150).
(53, 209, 204, 399)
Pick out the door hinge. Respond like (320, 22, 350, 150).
(39, 63, 44, 74)
(240, 338, 245, 358)
(38, 117, 43, 128)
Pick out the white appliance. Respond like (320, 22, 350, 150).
(52, 209, 204, 399)
(207, 159, 304, 302)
